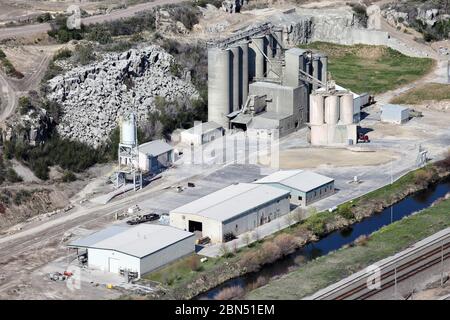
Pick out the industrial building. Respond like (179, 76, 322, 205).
(254, 170, 335, 207)
(169, 183, 290, 243)
(116, 114, 142, 190)
(207, 23, 329, 138)
(308, 89, 359, 145)
(68, 225, 195, 278)
(138, 140, 174, 173)
(206, 22, 365, 145)
(180, 121, 224, 146)
(381, 104, 410, 124)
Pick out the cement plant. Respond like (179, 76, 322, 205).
(0, 0, 450, 305)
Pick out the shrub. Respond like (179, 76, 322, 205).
(73, 44, 96, 65)
(18, 96, 34, 115)
(354, 234, 369, 246)
(0, 49, 6, 59)
(239, 251, 261, 272)
(169, 5, 200, 30)
(338, 203, 354, 220)
(303, 215, 326, 235)
(13, 190, 32, 206)
(6, 135, 104, 180)
(47, 15, 85, 43)
(186, 256, 202, 272)
(274, 234, 299, 256)
(86, 24, 112, 44)
(219, 243, 234, 258)
(6, 168, 22, 183)
(62, 171, 77, 182)
(436, 149, 450, 170)
(53, 48, 72, 61)
(214, 286, 244, 300)
(413, 169, 435, 186)
(259, 242, 282, 265)
(37, 12, 52, 23)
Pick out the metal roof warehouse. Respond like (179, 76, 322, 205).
(68, 224, 195, 277)
(169, 183, 291, 243)
(254, 170, 335, 207)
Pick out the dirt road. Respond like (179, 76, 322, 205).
(0, 50, 52, 123)
(0, 0, 184, 40)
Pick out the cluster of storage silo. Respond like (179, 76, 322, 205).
(207, 24, 330, 132)
(309, 91, 357, 145)
(309, 92, 354, 126)
(208, 31, 287, 129)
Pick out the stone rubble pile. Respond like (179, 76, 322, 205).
(46, 46, 198, 148)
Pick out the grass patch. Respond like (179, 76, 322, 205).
(390, 82, 450, 104)
(247, 196, 450, 300)
(299, 42, 435, 94)
(143, 254, 220, 287)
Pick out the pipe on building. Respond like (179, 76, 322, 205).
(208, 48, 231, 128)
(240, 41, 249, 105)
(229, 46, 241, 112)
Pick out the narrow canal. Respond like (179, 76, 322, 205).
(197, 177, 450, 299)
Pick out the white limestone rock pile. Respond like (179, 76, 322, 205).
(47, 46, 198, 148)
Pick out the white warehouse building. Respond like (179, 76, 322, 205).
(169, 183, 290, 243)
(138, 140, 174, 173)
(180, 121, 224, 146)
(254, 170, 335, 207)
(381, 104, 410, 124)
(68, 225, 195, 277)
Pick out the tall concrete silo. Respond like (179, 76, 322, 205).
(324, 95, 340, 124)
(320, 55, 328, 85)
(339, 93, 354, 125)
(250, 36, 266, 80)
(229, 46, 241, 112)
(284, 48, 306, 87)
(274, 28, 283, 58)
(312, 54, 320, 90)
(265, 34, 274, 59)
(240, 41, 249, 105)
(309, 94, 324, 125)
(208, 48, 231, 128)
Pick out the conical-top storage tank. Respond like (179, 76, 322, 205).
(324, 94, 340, 124)
(208, 48, 231, 128)
(309, 94, 325, 125)
(120, 113, 137, 146)
(339, 93, 354, 125)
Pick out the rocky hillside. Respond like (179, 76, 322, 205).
(46, 46, 198, 148)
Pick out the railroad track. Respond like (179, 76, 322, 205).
(306, 227, 450, 300)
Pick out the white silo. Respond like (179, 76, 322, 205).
(309, 94, 325, 125)
(120, 113, 137, 146)
(208, 47, 231, 128)
(324, 95, 340, 124)
(339, 93, 354, 124)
